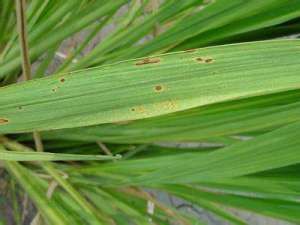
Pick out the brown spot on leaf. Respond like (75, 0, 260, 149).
(154, 85, 165, 92)
(185, 49, 197, 53)
(196, 57, 204, 62)
(60, 77, 65, 83)
(204, 58, 214, 63)
(196, 57, 214, 64)
(52, 87, 58, 92)
(155, 85, 162, 91)
(136, 58, 161, 66)
(0, 118, 8, 125)
(131, 106, 146, 113)
(114, 120, 132, 125)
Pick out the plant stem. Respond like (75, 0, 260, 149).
(96, 141, 113, 156)
(33, 131, 44, 152)
(15, 0, 44, 152)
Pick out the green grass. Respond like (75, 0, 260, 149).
(1, 0, 300, 224)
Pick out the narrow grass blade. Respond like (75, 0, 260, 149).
(5, 162, 72, 225)
(0, 148, 120, 161)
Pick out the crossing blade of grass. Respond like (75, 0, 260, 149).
(0, 0, 14, 45)
(82, 187, 155, 225)
(5, 161, 72, 225)
(42, 163, 108, 225)
(1, 1, 80, 63)
(1, 138, 113, 224)
(157, 186, 248, 225)
(197, 177, 300, 203)
(209, 23, 300, 46)
(133, 121, 300, 184)
(55, 16, 112, 73)
(1, 40, 300, 133)
(0, 148, 120, 161)
(77, 121, 300, 186)
(0, 0, 51, 62)
(0, 0, 128, 78)
(174, 0, 300, 50)
(56, 158, 300, 224)
(116, 0, 300, 60)
(71, 0, 203, 70)
(161, 184, 300, 224)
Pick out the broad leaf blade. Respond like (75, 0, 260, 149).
(43, 89, 300, 143)
(0, 40, 300, 133)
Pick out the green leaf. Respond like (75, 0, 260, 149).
(43, 89, 300, 143)
(173, 0, 300, 50)
(5, 162, 72, 225)
(116, 0, 300, 59)
(158, 185, 248, 225)
(79, 121, 300, 185)
(0, 147, 120, 161)
(162, 184, 300, 224)
(1, 40, 300, 133)
(137, 121, 300, 184)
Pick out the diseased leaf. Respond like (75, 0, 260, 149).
(1, 40, 300, 133)
(42, 89, 300, 143)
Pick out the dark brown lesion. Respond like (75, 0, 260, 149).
(59, 77, 66, 83)
(130, 106, 146, 113)
(155, 85, 162, 91)
(0, 118, 9, 125)
(136, 58, 161, 66)
(204, 58, 214, 63)
(154, 85, 165, 92)
(195, 57, 215, 64)
(185, 48, 197, 53)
